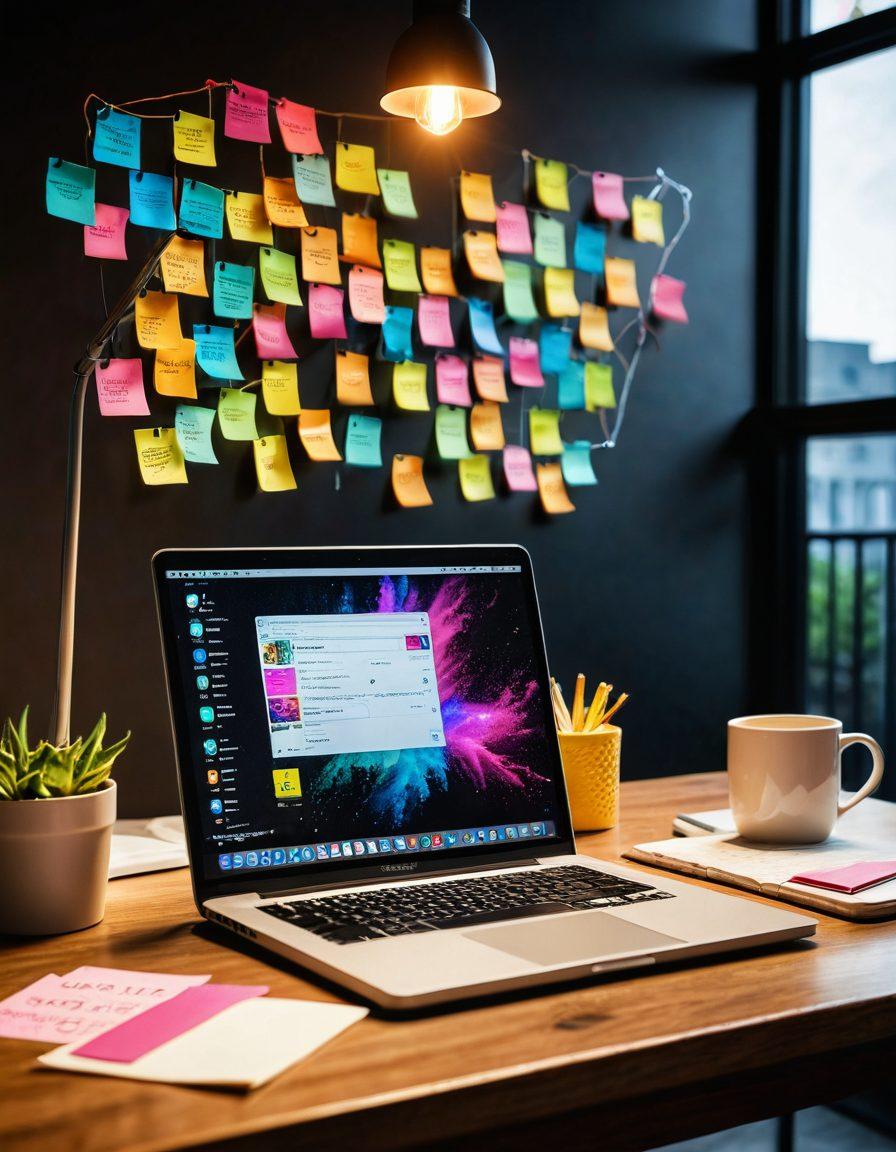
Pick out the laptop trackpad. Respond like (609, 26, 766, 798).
(465, 911, 684, 967)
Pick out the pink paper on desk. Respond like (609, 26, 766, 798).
(435, 354, 472, 407)
(508, 337, 544, 388)
(84, 203, 128, 261)
(496, 201, 532, 255)
(275, 98, 323, 154)
(503, 444, 538, 492)
(224, 80, 271, 143)
(790, 860, 896, 894)
(308, 283, 347, 340)
(418, 296, 454, 348)
(253, 303, 297, 359)
(95, 358, 149, 417)
(72, 982, 268, 1063)
(592, 171, 629, 221)
(651, 274, 689, 324)
(348, 265, 385, 324)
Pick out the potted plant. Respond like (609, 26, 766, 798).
(0, 708, 129, 935)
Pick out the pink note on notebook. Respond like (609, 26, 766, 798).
(789, 860, 896, 894)
(72, 983, 268, 1063)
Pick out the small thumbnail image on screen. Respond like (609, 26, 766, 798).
(261, 640, 294, 666)
(268, 696, 302, 726)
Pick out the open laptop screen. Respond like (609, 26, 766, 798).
(155, 548, 569, 885)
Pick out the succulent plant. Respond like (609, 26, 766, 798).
(0, 708, 129, 800)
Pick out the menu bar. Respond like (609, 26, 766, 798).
(168, 566, 522, 579)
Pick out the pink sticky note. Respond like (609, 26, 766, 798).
(95, 358, 149, 416)
(592, 171, 629, 221)
(650, 274, 689, 324)
(253, 303, 298, 359)
(308, 283, 347, 340)
(275, 98, 323, 154)
(496, 201, 532, 255)
(790, 860, 896, 894)
(84, 203, 128, 261)
(264, 667, 297, 694)
(418, 295, 455, 348)
(508, 337, 544, 388)
(348, 265, 385, 324)
(71, 983, 268, 1064)
(224, 80, 271, 143)
(503, 445, 538, 492)
(435, 354, 472, 407)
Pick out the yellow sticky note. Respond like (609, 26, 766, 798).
(155, 339, 197, 398)
(225, 191, 273, 244)
(135, 290, 182, 349)
(133, 428, 188, 486)
(299, 409, 342, 461)
(459, 454, 496, 501)
(421, 247, 458, 297)
(263, 176, 308, 228)
(460, 170, 496, 223)
(160, 236, 208, 297)
(534, 158, 570, 212)
(172, 110, 216, 167)
(341, 213, 381, 268)
(463, 230, 505, 283)
(472, 357, 508, 403)
(605, 257, 641, 308)
(217, 387, 258, 440)
(537, 461, 575, 514)
(470, 401, 505, 451)
(631, 195, 665, 246)
(272, 767, 302, 797)
(336, 349, 374, 406)
(335, 142, 380, 195)
(543, 266, 580, 318)
(262, 360, 301, 416)
(382, 239, 422, 293)
(393, 360, 429, 411)
(260, 247, 303, 306)
(392, 454, 432, 508)
(584, 361, 616, 410)
(253, 434, 297, 492)
(301, 227, 341, 286)
(529, 407, 564, 455)
(579, 302, 613, 352)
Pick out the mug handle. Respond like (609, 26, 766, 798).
(837, 733, 885, 816)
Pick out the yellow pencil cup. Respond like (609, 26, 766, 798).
(558, 725, 621, 832)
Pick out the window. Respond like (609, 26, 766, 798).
(809, 0, 894, 33)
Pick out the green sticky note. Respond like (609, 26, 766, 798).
(174, 404, 218, 464)
(561, 440, 598, 486)
(529, 407, 564, 456)
(217, 387, 258, 441)
(213, 262, 255, 319)
(382, 238, 422, 293)
(292, 153, 335, 207)
(584, 361, 616, 410)
(378, 169, 418, 219)
(46, 158, 95, 224)
(259, 247, 303, 306)
(435, 404, 471, 460)
(502, 260, 539, 323)
(533, 213, 567, 268)
(345, 414, 383, 467)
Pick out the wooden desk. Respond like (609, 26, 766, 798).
(2, 772, 895, 1152)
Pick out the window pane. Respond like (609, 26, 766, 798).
(806, 47, 896, 403)
(807, 435, 896, 531)
(810, 0, 894, 33)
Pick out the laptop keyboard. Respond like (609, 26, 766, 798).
(260, 865, 675, 945)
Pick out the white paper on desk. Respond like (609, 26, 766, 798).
(38, 997, 368, 1090)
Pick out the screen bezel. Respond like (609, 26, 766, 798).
(152, 544, 575, 907)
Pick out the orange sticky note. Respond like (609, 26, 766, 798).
(420, 247, 458, 297)
(392, 454, 433, 508)
(160, 236, 208, 297)
(298, 409, 342, 461)
(253, 434, 297, 492)
(135, 290, 182, 349)
(261, 360, 301, 416)
(154, 339, 197, 398)
(335, 142, 380, 195)
(463, 230, 505, 282)
(340, 213, 381, 268)
(579, 302, 614, 351)
(470, 401, 505, 450)
(605, 257, 641, 308)
(537, 461, 575, 514)
(336, 349, 374, 406)
(472, 356, 508, 403)
(543, 266, 580, 318)
(263, 176, 308, 228)
(301, 227, 341, 286)
(225, 191, 273, 244)
(460, 170, 496, 223)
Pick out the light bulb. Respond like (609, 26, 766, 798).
(414, 86, 464, 135)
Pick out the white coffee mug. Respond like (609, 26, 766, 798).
(727, 714, 885, 844)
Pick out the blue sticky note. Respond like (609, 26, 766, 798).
(381, 306, 415, 363)
(292, 153, 335, 207)
(92, 106, 141, 169)
(179, 179, 224, 239)
(213, 262, 255, 320)
(193, 323, 244, 380)
(467, 298, 504, 357)
(573, 222, 606, 277)
(175, 404, 218, 464)
(345, 414, 383, 468)
(561, 440, 598, 486)
(558, 360, 586, 410)
(46, 159, 95, 224)
(539, 324, 573, 375)
(128, 171, 176, 230)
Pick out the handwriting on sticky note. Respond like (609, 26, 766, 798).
(276, 99, 322, 153)
(175, 404, 218, 464)
(382, 307, 415, 362)
(378, 169, 417, 219)
(299, 409, 342, 461)
(47, 158, 95, 224)
(194, 324, 243, 380)
(592, 171, 629, 221)
(172, 110, 216, 167)
(463, 230, 505, 283)
(253, 435, 296, 491)
(225, 191, 272, 244)
(341, 213, 381, 268)
(134, 428, 188, 485)
(217, 387, 258, 440)
(472, 357, 508, 403)
(383, 239, 422, 293)
(136, 291, 182, 350)
(214, 261, 255, 320)
(533, 213, 567, 268)
(496, 201, 532, 256)
(650, 274, 688, 323)
(292, 153, 335, 207)
(502, 260, 539, 323)
(93, 106, 141, 169)
(605, 257, 640, 308)
(308, 283, 347, 339)
(579, 302, 614, 351)
(262, 361, 301, 416)
(544, 267, 580, 318)
(260, 247, 302, 306)
(470, 401, 505, 451)
(161, 235, 208, 297)
(529, 407, 564, 455)
(418, 295, 454, 348)
(345, 414, 382, 467)
(348, 265, 385, 324)
(631, 195, 665, 246)
(336, 350, 374, 406)
(225, 80, 271, 143)
(508, 336, 544, 388)
(95, 358, 149, 417)
(335, 142, 380, 195)
(179, 180, 224, 239)
(263, 176, 308, 228)
(392, 454, 432, 508)
(253, 303, 297, 360)
(435, 404, 471, 460)
(460, 171, 496, 223)
(393, 360, 429, 411)
(84, 203, 128, 261)
(420, 247, 458, 297)
(534, 158, 570, 212)
(537, 461, 575, 513)
(155, 340, 197, 399)
(129, 170, 175, 230)
(435, 355, 472, 407)
(503, 444, 538, 492)
(301, 226, 341, 285)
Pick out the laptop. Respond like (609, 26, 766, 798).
(153, 544, 816, 1009)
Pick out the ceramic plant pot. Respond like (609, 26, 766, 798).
(0, 780, 116, 935)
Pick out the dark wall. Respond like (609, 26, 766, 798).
(2, 1, 758, 816)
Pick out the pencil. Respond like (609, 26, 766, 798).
(583, 682, 606, 733)
(600, 692, 629, 726)
(571, 673, 586, 732)
(551, 679, 573, 731)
